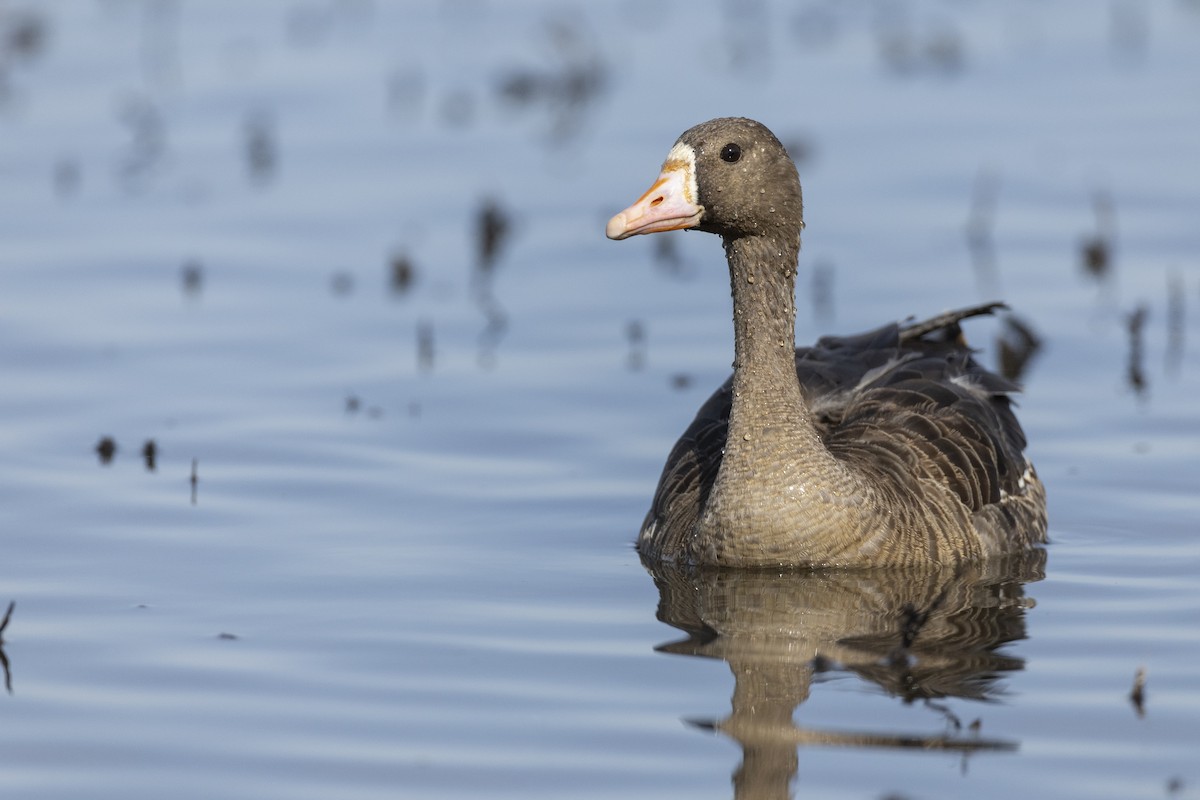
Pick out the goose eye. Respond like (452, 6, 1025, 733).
(720, 143, 741, 163)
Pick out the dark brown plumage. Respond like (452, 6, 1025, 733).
(607, 117, 1046, 568)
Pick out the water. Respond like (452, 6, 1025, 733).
(1, 1, 1198, 798)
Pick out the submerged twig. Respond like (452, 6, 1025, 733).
(472, 198, 511, 368)
(1166, 272, 1185, 375)
(997, 314, 1042, 383)
(1080, 190, 1116, 283)
(965, 169, 1001, 298)
(0, 601, 13, 639)
(0, 600, 15, 694)
(1126, 304, 1149, 398)
(1129, 665, 1147, 717)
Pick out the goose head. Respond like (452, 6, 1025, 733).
(606, 116, 803, 245)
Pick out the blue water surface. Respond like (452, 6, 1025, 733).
(1, 2, 1198, 798)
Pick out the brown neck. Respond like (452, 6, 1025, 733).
(724, 235, 807, 420)
(698, 230, 868, 563)
(720, 233, 824, 464)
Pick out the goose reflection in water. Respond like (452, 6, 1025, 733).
(645, 550, 1046, 800)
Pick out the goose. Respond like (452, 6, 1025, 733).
(606, 117, 1046, 568)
